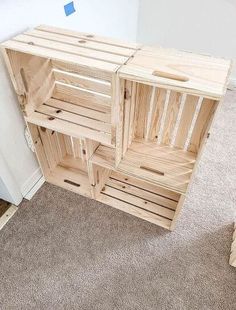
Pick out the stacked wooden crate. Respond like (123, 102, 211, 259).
(1, 25, 231, 230)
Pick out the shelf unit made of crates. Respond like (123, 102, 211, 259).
(1, 25, 231, 230)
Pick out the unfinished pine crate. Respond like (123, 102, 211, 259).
(1, 25, 231, 230)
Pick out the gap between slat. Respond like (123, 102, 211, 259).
(27, 32, 135, 57)
(12, 37, 127, 65)
(43, 103, 109, 123)
(101, 191, 173, 220)
(53, 69, 111, 85)
(109, 177, 179, 203)
(34, 111, 111, 135)
(35, 27, 138, 50)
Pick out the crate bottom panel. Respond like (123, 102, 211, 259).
(98, 171, 180, 230)
(45, 155, 91, 198)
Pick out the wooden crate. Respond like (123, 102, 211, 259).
(27, 123, 95, 198)
(1, 25, 231, 230)
(1, 25, 139, 146)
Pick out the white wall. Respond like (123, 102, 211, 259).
(0, 0, 139, 203)
(137, 0, 236, 81)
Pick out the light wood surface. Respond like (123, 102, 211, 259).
(91, 141, 196, 194)
(1, 25, 231, 230)
(119, 46, 232, 99)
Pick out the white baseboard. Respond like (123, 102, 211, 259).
(21, 168, 45, 200)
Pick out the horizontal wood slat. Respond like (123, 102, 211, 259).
(36, 25, 140, 50)
(14, 34, 128, 65)
(46, 98, 111, 123)
(2, 40, 120, 73)
(53, 82, 111, 109)
(53, 69, 111, 96)
(36, 104, 111, 134)
(99, 171, 175, 229)
(26, 113, 112, 146)
(27, 29, 136, 57)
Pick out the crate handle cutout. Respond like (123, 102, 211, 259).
(64, 179, 81, 187)
(152, 70, 189, 82)
(140, 166, 165, 176)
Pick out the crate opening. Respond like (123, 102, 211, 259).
(98, 170, 181, 229)
(28, 124, 92, 197)
(6, 49, 113, 145)
(120, 81, 217, 193)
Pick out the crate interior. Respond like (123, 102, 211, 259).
(97, 170, 180, 230)
(28, 123, 92, 197)
(119, 81, 217, 194)
(6, 49, 113, 145)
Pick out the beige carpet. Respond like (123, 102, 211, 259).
(0, 91, 236, 310)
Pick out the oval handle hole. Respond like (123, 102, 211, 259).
(140, 165, 164, 176)
(152, 70, 189, 82)
(86, 34, 94, 38)
(78, 40, 86, 44)
(64, 179, 80, 187)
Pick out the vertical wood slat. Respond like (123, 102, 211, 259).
(37, 127, 59, 169)
(72, 138, 82, 158)
(85, 139, 100, 159)
(161, 91, 182, 145)
(148, 88, 167, 141)
(57, 133, 67, 159)
(128, 82, 137, 146)
(80, 139, 87, 162)
(145, 87, 156, 140)
(115, 77, 125, 167)
(49, 131, 63, 164)
(134, 83, 152, 139)
(63, 135, 74, 156)
(123, 80, 132, 156)
(27, 123, 51, 177)
(174, 95, 199, 149)
(188, 98, 217, 153)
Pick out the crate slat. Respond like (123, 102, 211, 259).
(53, 82, 111, 109)
(2, 40, 120, 73)
(27, 29, 136, 57)
(174, 95, 199, 149)
(46, 98, 111, 123)
(53, 69, 111, 96)
(36, 104, 112, 134)
(36, 25, 140, 50)
(26, 113, 112, 146)
(14, 34, 128, 65)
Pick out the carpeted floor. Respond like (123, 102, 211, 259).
(0, 91, 236, 310)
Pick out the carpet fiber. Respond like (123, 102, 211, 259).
(0, 91, 236, 310)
